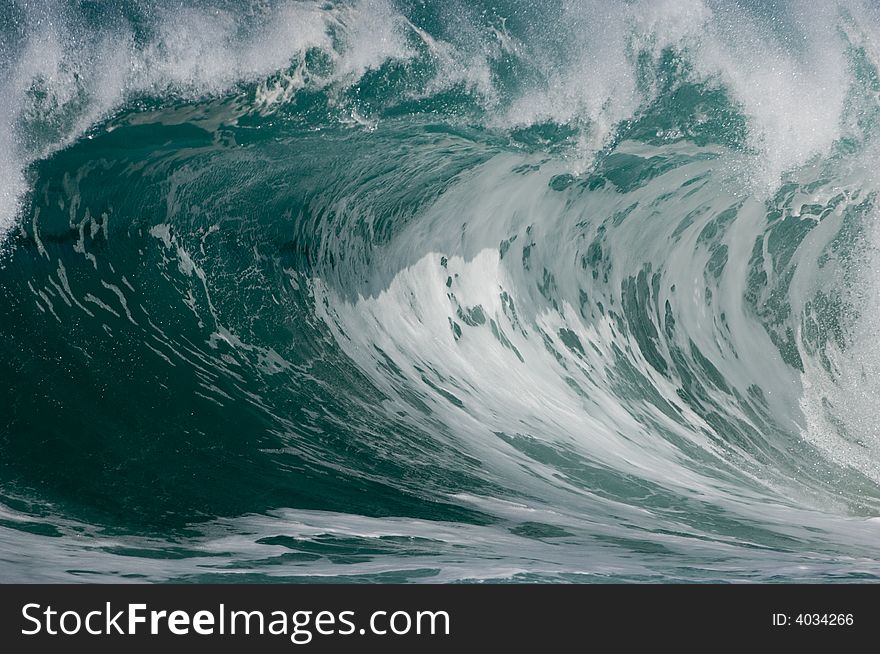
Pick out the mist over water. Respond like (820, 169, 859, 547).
(3, 0, 880, 582)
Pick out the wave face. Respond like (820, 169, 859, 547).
(4, 0, 880, 582)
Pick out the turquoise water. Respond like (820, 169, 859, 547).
(3, 0, 880, 582)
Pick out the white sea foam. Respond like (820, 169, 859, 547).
(3, 0, 878, 242)
(0, 0, 412, 242)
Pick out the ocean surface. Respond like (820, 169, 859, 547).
(3, 0, 880, 582)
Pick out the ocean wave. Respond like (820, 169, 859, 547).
(3, 0, 880, 582)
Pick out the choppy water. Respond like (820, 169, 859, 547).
(3, 0, 880, 582)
